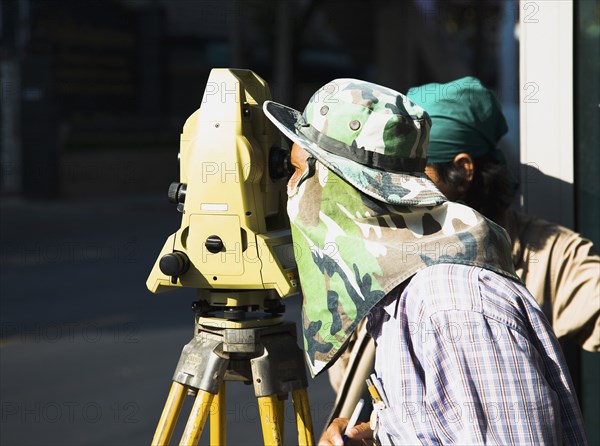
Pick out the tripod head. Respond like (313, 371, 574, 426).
(147, 69, 298, 315)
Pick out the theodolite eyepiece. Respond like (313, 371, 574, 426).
(268, 146, 293, 181)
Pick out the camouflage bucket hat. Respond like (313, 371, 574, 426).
(263, 79, 446, 206)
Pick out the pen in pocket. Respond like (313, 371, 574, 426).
(368, 373, 389, 407)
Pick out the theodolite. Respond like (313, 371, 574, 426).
(147, 68, 313, 446)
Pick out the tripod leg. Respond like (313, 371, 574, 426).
(292, 388, 314, 446)
(275, 398, 285, 440)
(179, 390, 215, 446)
(210, 383, 226, 445)
(152, 382, 187, 446)
(257, 395, 284, 445)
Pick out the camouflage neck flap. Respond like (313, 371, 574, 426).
(289, 161, 518, 377)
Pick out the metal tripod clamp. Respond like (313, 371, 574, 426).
(249, 323, 308, 397)
(172, 333, 229, 395)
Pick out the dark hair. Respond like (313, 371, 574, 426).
(430, 153, 518, 221)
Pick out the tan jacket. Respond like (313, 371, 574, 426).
(504, 210, 599, 352)
(328, 210, 599, 420)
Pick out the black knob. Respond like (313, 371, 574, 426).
(167, 182, 187, 204)
(205, 235, 224, 254)
(159, 251, 190, 276)
(223, 308, 245, 321)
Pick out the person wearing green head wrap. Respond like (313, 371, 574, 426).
(410, 76, 516, 221)
(409, 76, 599, 354)
(264, 78, 587, 445)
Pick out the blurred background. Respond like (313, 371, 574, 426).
(1, 0, 598, 444)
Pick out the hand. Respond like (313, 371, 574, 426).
(318, 418, 373, 446)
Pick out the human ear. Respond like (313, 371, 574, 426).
(288, 143, 311, 190)
(452, 153, 474, 185)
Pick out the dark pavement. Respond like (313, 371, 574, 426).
(0, 194, 335, 445)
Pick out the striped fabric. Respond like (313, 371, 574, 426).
(367, 264, 587, 445)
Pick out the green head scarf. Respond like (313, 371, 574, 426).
(287, 160, 517, 376)
(407, 76, 508, 164)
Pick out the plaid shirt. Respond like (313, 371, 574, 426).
(367, 264, 587, 445)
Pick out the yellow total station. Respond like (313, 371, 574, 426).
(147, 69, 313, 446)
(147, 68, 298, 308)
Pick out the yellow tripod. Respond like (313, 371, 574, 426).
(151, 313, 314, 445)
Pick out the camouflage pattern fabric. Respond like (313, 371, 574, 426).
(288, 161, 518, 377)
